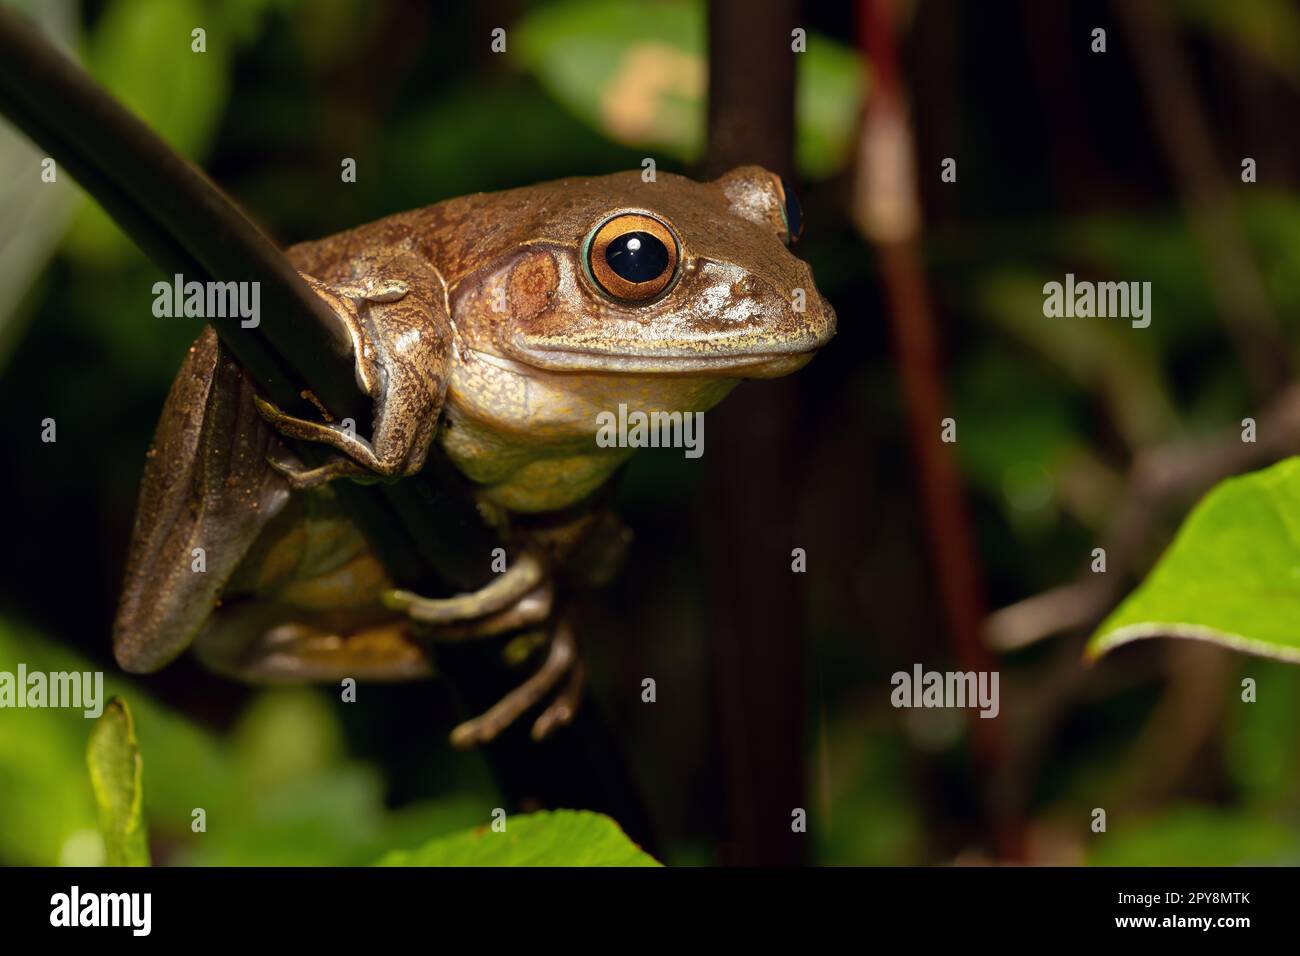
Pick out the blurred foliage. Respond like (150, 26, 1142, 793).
(0, 0, 78, 361)
(514, 0, 868, 179)
(0, 620, 487, 865)
(2, 605, 654, 865)
(814, 721, 922, 865)
(1088, 805, 1300, 866)
(64, 0, 232, 264)
(1178, 0, 1300, 89)
(1227, 660, 1300, 805)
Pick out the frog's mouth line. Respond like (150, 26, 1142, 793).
(499, 341, 821, 377)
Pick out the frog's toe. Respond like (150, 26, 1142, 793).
(254, 394, 390, 474)
(381, 551, 546, 626)
(448, 620, 578, 749)
(530, 653, 585, 741)
(267, 451, 370, 490)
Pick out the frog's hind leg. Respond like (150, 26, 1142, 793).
(196, 589, 580, 745)
(112, 328, 292, 673)
(193, 605, 433, 682)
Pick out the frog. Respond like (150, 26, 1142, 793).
(111, 165, 836, 748)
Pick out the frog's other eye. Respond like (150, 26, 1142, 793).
(772, 175, 803, 244)
(586, 213, 679, 301)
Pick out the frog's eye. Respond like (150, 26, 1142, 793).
(772, 175, 803, 245)
(586, 213, 679, 302)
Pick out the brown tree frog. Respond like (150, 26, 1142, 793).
(111, 166, 835, 747)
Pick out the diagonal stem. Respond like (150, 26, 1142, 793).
(0, 5, 656, 852)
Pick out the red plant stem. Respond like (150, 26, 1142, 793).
(857, 0, 1023, 860)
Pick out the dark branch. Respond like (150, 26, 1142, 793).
(0, 5, 655, 851)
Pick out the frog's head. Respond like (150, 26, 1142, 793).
(452, 166, 836, 379)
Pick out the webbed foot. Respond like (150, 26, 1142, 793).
(381, 550, 583, 746)
(255, 395, 398, 478)
(265, 448, 373, 490)
(448, 620, 585, 748)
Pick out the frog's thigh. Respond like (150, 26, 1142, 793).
(194, 604, 432, 682)
(112, 328, 291, 673)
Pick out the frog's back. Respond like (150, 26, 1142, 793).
(285, 189, 521, 283)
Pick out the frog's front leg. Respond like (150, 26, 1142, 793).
(254, 254, 452, 485)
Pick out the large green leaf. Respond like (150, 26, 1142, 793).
(376, 810, 660, 867)
(86, 698, 150, 867)
(513, 0, 868, 180)
(1089, 457, 1300, 663)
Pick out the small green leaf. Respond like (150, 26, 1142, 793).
(1089, 457, 1300, 664)
(86, 697, 150, 867)
(375, 810, 660, 867)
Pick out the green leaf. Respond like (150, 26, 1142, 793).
(513, 0, 868, 180)
(794, 35, 869, 180)
(86, 698, 150, 867)
(375, 810, 661, 867)
(1087, 805, 1300, 866)
(0, 620, 222, 864)
(1089, 457, 1300, 664)
(87, 0, 229, 159)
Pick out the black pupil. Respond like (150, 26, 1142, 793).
(605, 231, 669, 283)
(781, 180, 803, 241)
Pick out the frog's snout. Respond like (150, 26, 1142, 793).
(813, 294, 838, 348)
(769, 267, 837, 355)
